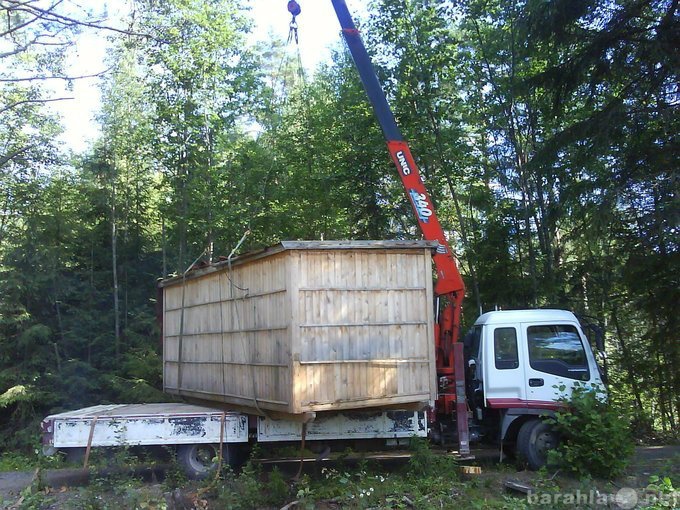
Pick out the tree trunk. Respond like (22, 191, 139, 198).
(444, 175, 482, 314)
(611, 304, 643, 412)
(162, 216, 167, 277)
(111, 174, 121, 361)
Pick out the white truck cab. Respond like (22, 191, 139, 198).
(464, 309, 605, 468)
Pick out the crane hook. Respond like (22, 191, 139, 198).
(287, 1, 301, 45)
(288, 1, 301, 18)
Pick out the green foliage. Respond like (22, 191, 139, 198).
(213, 454, 266, 509)
(408, 436, 458, 478)
(70, 451, 172, 510)
(293, 476, 316, 510)
(302, 442, 461, 508)
(265, 467, 291, 507)
(643, 475, 677, 510)
(0, 451, 35, 471)
(15, 483, 52, 510)
(548, 384, 634, 478)
(0, 385, 33, 408)
(79, 477, 168, 510)
(158, 447, 186, 492)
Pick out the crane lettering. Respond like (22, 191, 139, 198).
(396, 151, 411, 176)
(409, 190, 433, 223)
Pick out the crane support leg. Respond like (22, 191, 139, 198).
(453, 342, 470, 455)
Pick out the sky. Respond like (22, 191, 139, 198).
(53, 0, 367, 153)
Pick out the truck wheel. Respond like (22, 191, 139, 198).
(517, 419, 559, 470)
(177, 444, 230, 480)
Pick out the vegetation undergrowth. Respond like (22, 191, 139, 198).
(200, 438, 472, 509)
(548, 383, 635, 478)
(4, 439, 673, 510)
(642, 475, 678, 510)
(61, 448, 168, 510)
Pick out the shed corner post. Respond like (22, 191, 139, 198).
(288, 249, 302, 414)
(425, 249, 437, 403)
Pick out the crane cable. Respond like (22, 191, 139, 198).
(247, 1, 307, 257)
(286, 1, 310, 480)
(285, 0, 305, 86)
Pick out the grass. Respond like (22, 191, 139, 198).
(0, 450, 66, 472)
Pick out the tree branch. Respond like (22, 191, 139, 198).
(0, 144, 34, 168)
(0, 96, 73, 115)
(3, 0, 161, 41)
(0, 28, 72, 59)
(0, 9, 41, 38)
(0, 67, 113, 82)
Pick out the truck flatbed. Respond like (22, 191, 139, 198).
(42, 403, 248, 451)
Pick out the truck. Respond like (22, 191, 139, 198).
(41, 0, 606, 479)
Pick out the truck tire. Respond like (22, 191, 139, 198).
(516, 419, 558, 470)
(177, 444, 236, 480)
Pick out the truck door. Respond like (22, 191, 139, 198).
(482, 325, 527, 405)
(520, 322, 598, 404)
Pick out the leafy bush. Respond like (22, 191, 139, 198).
(162, 448, 187, 491)
(0, 385, 33, 408)
(265, 467, 291, 506)
(643, 475, 677, 510)
(547, 383, 634, 478)
(215, 454, 266, 509)
(408, 436, 458, 477)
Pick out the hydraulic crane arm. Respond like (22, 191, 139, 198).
(329, 1, 465, 300)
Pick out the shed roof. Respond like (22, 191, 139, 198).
(159, 240, 438, 288)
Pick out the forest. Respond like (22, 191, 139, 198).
(0, 0, 677, 455)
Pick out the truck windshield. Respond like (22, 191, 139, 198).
(527, 325, 590, 381)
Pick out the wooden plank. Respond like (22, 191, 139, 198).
(297, 358, 429, 365)
(158, 247, 290, 288)
(165, 387, 290, 407)
(280, 240, 438, 250)
(298, 321, 426, 328)
(164, 288, 287, 312)
(163, 292, 169, 392)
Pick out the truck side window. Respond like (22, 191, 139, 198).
(494, 327, 519, 370)
(527, 325, 590, 380)
(465, 325, 482, 361)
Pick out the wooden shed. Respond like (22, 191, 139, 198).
(159, 240, 437, 417)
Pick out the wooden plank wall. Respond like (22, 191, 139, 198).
(163, 253, 292, 411)
(291, 249, 436, 412)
